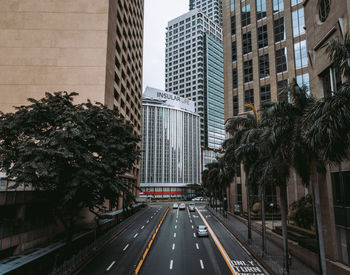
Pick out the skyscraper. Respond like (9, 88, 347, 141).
(0, 0, 144, 256)
(223, 0, 309, 213)
(189, 0, 223, 26)
(165, 8, 225, 167)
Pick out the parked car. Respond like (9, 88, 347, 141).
(196, 225, 209, 237)
(179, 203, 186, 210)
(189, 203, 195, 212)
(173, 203, 178, 209)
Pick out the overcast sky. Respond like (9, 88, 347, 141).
(142, 0, 188, 92)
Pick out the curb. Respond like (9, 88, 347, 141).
(207, 207, 276, 275)
(133, 206, 170, 275)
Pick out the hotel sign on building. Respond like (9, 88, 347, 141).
(143, 87, 195, 113)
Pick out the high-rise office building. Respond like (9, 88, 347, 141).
(165, 9, 225, 167)
(140, 87, 201, 198)
(189, 0, 223, 26)
(223, 0, 309, 213)
(0, 0, 144, 256)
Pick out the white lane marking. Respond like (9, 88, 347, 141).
(192, 225, 194, 229)
(123, 244, 129, 251)
(196, 243, 199, 249)
(200, 259, 204, 269)
(172, 243, 175, 250)
(176, 208, 179, 218)
(174, 233, 176, 238)
(106, 261, 115, 271)
(193, 233, 196, 238)
(176, 219, 177, 223)
(151, 216, 153, 219)
(134, 233, 138, 238)
(170, 259, 173, 270)
(175, 225, 177, 229)
(154, 212, 156, 215)
(190, 220, 192, 223)
(141, 226, 144, 230)
(147, 220, 149, 223)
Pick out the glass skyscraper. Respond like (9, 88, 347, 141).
(140, 87, 201, 198)
(165, 8, 225, 170)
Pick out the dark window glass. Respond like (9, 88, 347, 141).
(257, 25, 268, 48)
(232, 67, 238, 89)
(242, 32, 252, 54)
(259, 54, 269, 78)
(232, 41, 237, 62)
(260, 84, 271, 104)
(277, 79, 288, 102)
(241, 4, 251, 27)
(256, 0, 267, 20)
(233, 95, 239, 116)
(274, 17, 285, 42)
(243, 60, 253, 83)
(231, 15, 236, 35)
(319, 0, 331, 22)
(244, 89, 254, 110)
(275, 48, 287, 73)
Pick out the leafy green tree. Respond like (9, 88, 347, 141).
(0, 92, 140, 241)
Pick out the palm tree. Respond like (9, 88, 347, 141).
(225, 112, 259, 241)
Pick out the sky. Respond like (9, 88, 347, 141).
(142, 0, 189, 92)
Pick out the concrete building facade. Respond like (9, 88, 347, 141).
(223, 0, 310, 214)
(304, 0, 350, 273)
(0, 0, 144, 257)
(189, 0, 223, 26)
(140, 87, 201, 199)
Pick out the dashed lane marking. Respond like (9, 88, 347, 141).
(172, 243, 175, 250)
(193, 233, 196, 238)
(200, 260, 204, 269)
(134, 233, 138, 238)
(170, 259, 173, 270)
(123, 244, 129, 251)
(174, 233, 176, 238)
(106, 261, 115, 271)
(196, 243, 199, 249)
(141, 226, 144, 230)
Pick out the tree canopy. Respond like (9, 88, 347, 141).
(0, 92, 140, 238)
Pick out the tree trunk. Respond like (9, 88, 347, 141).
(247, 183, 252, 241)
(279, 183, 289, 275)
(311, 165, 327, 275)
(261, 180, 266, 256)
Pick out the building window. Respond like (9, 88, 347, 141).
(320, 67, 340, 97)
(241, 4, 251, 27)
(242, 32, 252, 55)
(260, 84, 271, 104)
(294, 40, 308, 69)
(292, 8, 305, 37)
(277, 79, 289, 102)
(244, 89, 254, 110)
(273, 0, 284, 13)
(296, 73, 310, 92)
(232, 41, 237, 62)
(274, 17, 285, 42)
(233, 95, 239, 116)
(231, 16, 236, 35)
(291, 0, 303, 6)
(275, 48, 287, 73)
(256, 0, 267, 20)
(243, 60, 253, 83)
(257, 25, 268, 49)
(319, 0, 331, 22)
(259, 54, 269, 78)
(232, 67, 238, 89)
(231, 0, 235, 11)
(331, 171, 350, 266)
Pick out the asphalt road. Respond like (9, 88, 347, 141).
(77, 205, 166, 275)
(140, 202, 267, 275)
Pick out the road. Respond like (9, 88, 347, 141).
(77, 205, 166, 275)
(140, 202, 267, 275)
(76, 202, 267, 275)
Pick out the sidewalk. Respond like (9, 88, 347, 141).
(208, 207, 317, 275)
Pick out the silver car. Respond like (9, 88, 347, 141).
(189, 203, 195, 212)
(196, 225, 209, 237)
(179, 203, 186, 210)
(173, 203, 178, 209)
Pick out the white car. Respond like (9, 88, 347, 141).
(179, 203, 186, 210)
(192, 197, 203, 201)
(173, 203, 178, 209)
(189, 203, 195, 212)
(196, 225, 209, 237)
